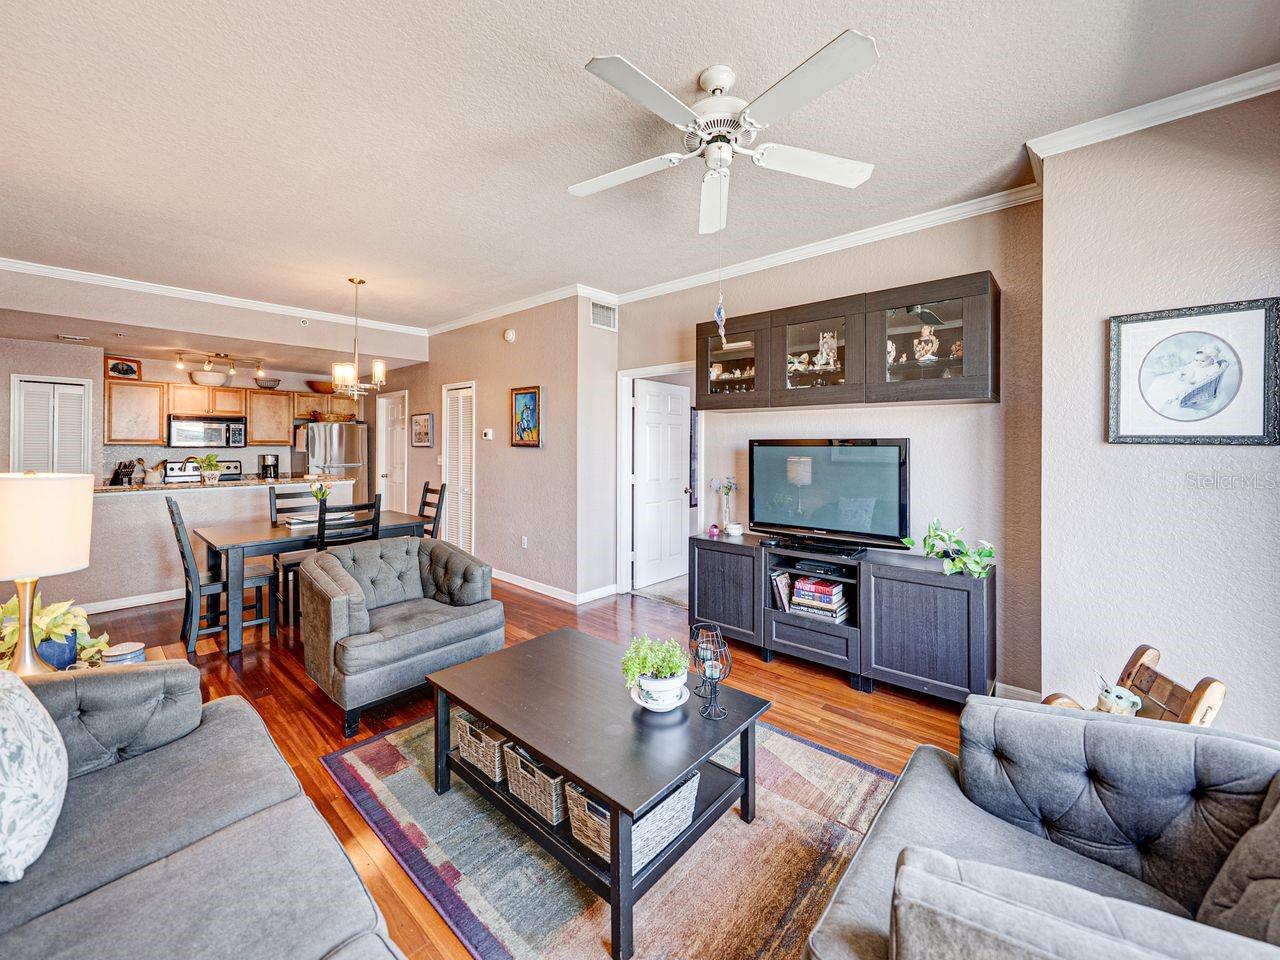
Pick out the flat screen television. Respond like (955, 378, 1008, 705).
(748, 439, 909, 549)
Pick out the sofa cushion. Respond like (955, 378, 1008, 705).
(336, 598, 505, 675)
(0, 795, 400, 960)
(0, 671, 67, 883)
(960, 697, 1280, 914)
(0, 696, 300, 933)
(891, 847, 1277, 960)
(328, 538, 425, 611)
(1199, 773, 1280, 944)
(806, 746, 1190, 960)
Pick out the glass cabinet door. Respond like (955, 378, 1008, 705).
(696, 311, 771, 408)
(882, 297, 966, 383)
(706, 332, 760, 397)
(769, 297, 865, 405)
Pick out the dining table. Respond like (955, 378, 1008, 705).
(192, 509, 427, 653)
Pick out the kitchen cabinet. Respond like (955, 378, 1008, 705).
(246, 390, 294, 445)
(293, 392, 329, 420)
(865, 272, 999, 404)
(694, 310, 771, 410)
(769, 295, 866, 406)
(105, 380, 167, 445)
(329, 394, 359, 419)
(168, 384, 247, 416)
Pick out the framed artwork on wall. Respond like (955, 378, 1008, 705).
(104, 356, 143, 380)
(511, 386, 541, 447)
(1108, 298, 1278, 445)
(411, 413, 434, 448)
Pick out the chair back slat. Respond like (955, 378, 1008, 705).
(417, 481, 446, 539)
(318, 494, 382, 550)
(270, 486, 319, 525)
(165, 497, 202, 590)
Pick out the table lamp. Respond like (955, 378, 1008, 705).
(0, 473, 94, 676)
(787, 456, 812, 513)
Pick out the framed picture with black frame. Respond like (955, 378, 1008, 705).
(1108, 297, 1278, 445)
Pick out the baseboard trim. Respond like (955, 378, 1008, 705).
(994, 682, 1042, 703)
(491, 569, 617, 606)
(81, 588, 184, 615)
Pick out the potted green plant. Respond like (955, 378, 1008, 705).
(0, 595, 110, 671)
(621, 634, 689, 711)
(195, 452, 221, 485)
(310, 481, 332, 503)
(902, 518, 995, 579)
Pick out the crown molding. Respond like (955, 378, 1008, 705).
(425, 283, 613, 335)
(1025, 61, 1280, 181)
(0, 256, 431, 337)
(614, 183, 1042, 305)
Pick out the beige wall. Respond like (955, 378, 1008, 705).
(373, 297, 584, 594)
(1041, 94, 1280, 736)
(619, 203, 1044, 690)
(0, 336, 105, 474)
(575, 299, 619, 594)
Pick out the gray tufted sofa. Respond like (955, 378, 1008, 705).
(1, 662, 405, 959)
(300, 536, 504, 736)
(808, 696, 1280, 959)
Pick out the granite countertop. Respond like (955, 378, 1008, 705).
(94, 475, 356, 494)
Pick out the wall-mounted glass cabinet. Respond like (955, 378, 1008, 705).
(695, 310, 771, 409)
(768, 295, 866, 406)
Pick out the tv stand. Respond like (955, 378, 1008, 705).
(687, 532, 996, 704)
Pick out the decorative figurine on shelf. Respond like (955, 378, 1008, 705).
(950, 339, 964, 360)
(689, 623, 722, 699)
(695, 631, 732, 720)
(886, 339, 897, 366)
(787, 353, 810, 374)
(814, 332, 839, 370)
(914, 324, 940, 362)
(709, 362, 723, 380)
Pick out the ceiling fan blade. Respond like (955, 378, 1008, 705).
(585, 55, 698, 128)
(751, 143, 874, 189)
(739, 29, 878, 129)
(699, 169, 730, 234)
(568, 153, 689, 197)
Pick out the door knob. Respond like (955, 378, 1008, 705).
(380, 473, 389, 478)
(684, 487, 691, 494)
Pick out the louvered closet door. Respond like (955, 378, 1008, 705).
(53, 383, 88, 471)
(13, 380, 89, 473)
(443, 385, 475, 554)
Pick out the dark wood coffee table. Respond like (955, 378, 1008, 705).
(428, 628, 771, 960)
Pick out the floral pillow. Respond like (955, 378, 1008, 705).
(0, 670, 68, 882)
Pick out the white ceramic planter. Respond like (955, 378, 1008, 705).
(636, 670, 688, 710)
(200, 470, 221, 485)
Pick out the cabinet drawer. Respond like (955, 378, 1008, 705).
(766, 609, 857, 669)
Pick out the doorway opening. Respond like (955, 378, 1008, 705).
(374, 390, 409, 513)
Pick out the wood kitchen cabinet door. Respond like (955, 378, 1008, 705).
(106, 381, 167, 444)
(247, 390, 294, 444)
(293, 392, 329, 420)
(168, 383, 209, 415)
(328, 395, 359, 419)
(210, 387, 247, 415)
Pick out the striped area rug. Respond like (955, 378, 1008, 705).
(323, 715, 894, 960)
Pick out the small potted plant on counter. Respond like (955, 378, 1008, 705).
(621, 634, 690, 713)
(310, 480, 332, 503)
(195, 453, 222, 485)
(0, 595, 110, 671)
(903, 518, 996, 579)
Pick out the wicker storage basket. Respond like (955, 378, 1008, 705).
(456, 713, 507, 782)
(501, 743, 567, 825)
(566, 770, 700, 873)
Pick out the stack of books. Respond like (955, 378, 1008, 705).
(788, 576, 849, 624)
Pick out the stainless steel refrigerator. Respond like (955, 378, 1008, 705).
(292, 421, 369, 502)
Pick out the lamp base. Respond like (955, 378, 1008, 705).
(9, 577, 54, 676)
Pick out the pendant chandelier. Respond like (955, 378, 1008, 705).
(331, 276, 387, 398)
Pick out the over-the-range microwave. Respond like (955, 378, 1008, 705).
(167, 415, 247, 448)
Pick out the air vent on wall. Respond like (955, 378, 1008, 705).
(590, 301, 618, 332)
(56, 334, 91, 342)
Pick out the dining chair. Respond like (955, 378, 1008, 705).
(417, 481, 446, 539)
(166, 497, 276, 654)
(317, 494, 382, 551)
(269, 486, 319, 627)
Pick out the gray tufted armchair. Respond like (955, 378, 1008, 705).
(299, 536, 505, 737)
(808, 696, 1280, 960)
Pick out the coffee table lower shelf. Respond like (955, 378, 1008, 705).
(446, 749, 743, 900)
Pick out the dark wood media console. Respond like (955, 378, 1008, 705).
(688, 533, 996, 703)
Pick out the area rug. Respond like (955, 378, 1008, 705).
(322, 715, 894, 960)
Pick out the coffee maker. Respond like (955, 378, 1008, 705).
(258, 453, 280, 480)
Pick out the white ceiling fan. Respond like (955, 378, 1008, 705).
(568, 29, 879, 235)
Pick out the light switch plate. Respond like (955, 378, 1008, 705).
(482, 428, 495, 440)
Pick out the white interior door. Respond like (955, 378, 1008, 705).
(376, 392, 408, 512)
(632, 379, 690, 588)
(442, 383, 475, 554)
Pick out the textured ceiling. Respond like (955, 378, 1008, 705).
(2, 0, 1278, 329)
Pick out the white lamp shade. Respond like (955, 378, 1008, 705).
(371, 359, 387, 385)
(786, 456, 813, 486)
(0, 473, 94, 580)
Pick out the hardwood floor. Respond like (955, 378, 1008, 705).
(94, 583, 961, 959)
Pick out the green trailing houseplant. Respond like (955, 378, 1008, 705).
(620, 634, 689, 688)
(0, 594, 110, 670)
(903, 518, 996, 579)
(193, 452, 220, 472)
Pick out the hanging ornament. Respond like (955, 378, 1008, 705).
(714, 291, 727, 348)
